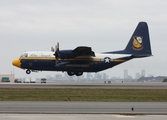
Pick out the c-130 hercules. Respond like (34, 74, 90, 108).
(12, 22, 152, 76)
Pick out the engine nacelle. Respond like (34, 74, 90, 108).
(59, 50, 75, 59)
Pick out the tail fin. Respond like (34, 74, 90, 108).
(124, 22, 152, 56)
(110, 22, 152, 57)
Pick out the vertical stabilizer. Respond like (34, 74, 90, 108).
(108, 22, 152, 57)
(124, 22, 152, 56)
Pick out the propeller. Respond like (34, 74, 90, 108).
(51, 46, 54, 52)
(53, 42, 60, 64)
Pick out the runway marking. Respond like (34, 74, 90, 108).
(113, 115, 135, 118)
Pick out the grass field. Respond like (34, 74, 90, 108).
(0, 88, 167, 102)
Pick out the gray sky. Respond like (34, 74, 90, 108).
(0, 0, 167, 78)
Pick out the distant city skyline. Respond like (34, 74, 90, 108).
(36, 69, 151, 80)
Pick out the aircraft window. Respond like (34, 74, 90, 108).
(20, 53, 28, 57)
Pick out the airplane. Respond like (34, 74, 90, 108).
(12, 22, 152, 76)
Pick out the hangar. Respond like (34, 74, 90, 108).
(0, 74, 14, 83)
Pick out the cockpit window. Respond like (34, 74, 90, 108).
(20, 53, 28, 57)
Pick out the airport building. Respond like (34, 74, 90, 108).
(0, 74, 14, 83)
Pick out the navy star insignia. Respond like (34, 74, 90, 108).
(104, 57, 111, 63)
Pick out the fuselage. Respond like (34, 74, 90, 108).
(12, 51, 132, 74)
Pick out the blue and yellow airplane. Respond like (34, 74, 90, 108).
(12, 22, 152, 76)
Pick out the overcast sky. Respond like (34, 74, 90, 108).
(0, 0, 167, 78)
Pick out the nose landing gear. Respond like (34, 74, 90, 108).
(26, 69, 31, 74)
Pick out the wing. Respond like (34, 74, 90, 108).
(55, 46, 95, 67)
(72, 46, 95, 57)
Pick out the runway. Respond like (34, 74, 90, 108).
(0, 101, 167, 114)
(0, 83, 167, 119)
(0, 82, 167, 89)
(0, 114, 166, 120)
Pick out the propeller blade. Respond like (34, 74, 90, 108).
(54, 42, 60, 64)
(56, 42, 59, 51)
(51, 46, 55, 52)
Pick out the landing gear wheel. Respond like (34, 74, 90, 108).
(75, 72, 83, 76)
(67, 71, 75, 76)
(26, 69, 31, 74)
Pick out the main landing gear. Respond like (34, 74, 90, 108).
(67, 71, 83, 76)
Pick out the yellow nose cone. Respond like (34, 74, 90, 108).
(12, 59, 21, 68)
